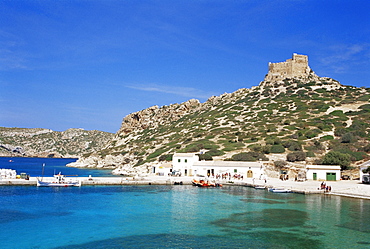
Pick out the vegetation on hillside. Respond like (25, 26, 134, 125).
(91, 77, 370, 170)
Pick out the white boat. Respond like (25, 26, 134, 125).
(268, 188, 292, 193)
(254, 186, 266, 189)
(37, 173, 81, 187)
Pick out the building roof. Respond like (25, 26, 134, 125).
(306, 165, 341, 170)
(158, 162, 172, 168)
(173, 153, 198, 157)
(193, 161, 263, 168)
(360, 160, 370, 168)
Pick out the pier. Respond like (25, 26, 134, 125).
(1, 176, 369, 200)
(0, 176, 193, 186)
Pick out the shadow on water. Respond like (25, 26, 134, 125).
(208, 208, 325, 248)
(211, 209, 309, 229)
(0, 209, 72, 224)
(240, 198, 284, 204)
(52, 231, 323, 249)
(247, 230, 323, 249)
(52, 233, 271, 249)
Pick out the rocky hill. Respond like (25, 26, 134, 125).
(69, 54, 370, 176)
(0, 127, 114, 158)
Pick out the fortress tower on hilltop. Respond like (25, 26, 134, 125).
(264, 53, 315, 82)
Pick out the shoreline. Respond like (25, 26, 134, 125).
(1, 176, 369, 200)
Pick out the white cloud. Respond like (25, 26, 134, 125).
(320, 43, 370, 73)
(125, 83, 216, 100)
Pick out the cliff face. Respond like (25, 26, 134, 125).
(71, 54, 370, 175)
(0, 127, 114, 158)
(116, 99, 201, 136)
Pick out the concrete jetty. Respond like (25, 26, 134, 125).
(0, 176, 193, 186)
(1, 176, 369, 200)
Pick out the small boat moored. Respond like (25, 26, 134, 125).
(192, 179, 222, 187)
(268, 188, 292, 193)
(37, 173, 81, 187)
(254, 185, 266, 189)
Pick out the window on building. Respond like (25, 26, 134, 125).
(185, 159, 188, 163)
(178, 159, 181, 163)
(234, 169, 237, 173)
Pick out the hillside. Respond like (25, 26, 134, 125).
(0, 127, 114, 158)
(68, 54, 370, 175)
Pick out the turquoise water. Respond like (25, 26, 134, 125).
(1, 185, 370, 249)
(1, 158, 370, 248)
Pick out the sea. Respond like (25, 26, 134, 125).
(1, 157, 370, 249)
(1, 157, 113, 177)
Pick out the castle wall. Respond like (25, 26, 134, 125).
(265, 53, 311, 82)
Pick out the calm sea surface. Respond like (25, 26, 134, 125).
(1, 157, 113, 177)
(1, 158, 370, 248)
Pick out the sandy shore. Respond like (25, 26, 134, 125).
(1, 176, 369, 200)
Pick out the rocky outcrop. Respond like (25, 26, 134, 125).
(116, 99, 201, 136)
(0, 144, 26, 155)
(0, 127, 114, 158)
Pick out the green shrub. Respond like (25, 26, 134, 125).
(270, 145, 285, 153)
(322, 151, 351, 170)
(248, 144, 262, 152)
(205, 149, 224, 156)
(226, 152, 268, 161)
(357, 94, 370, 101)
(283, 140, 302, 151)
(305, 129, 320, 139)
(341, 133, 358, 143)
(198, 153, 213, 161)
(306, 151, 315, 157)
(274, 160, 288, 169)
(334, 127, 347, 137)
(329, 110, 346, 117)
(362, 144, 370, 152)
(185, 144, 203, 152)
(287, 151, 306, 162)
(147, 147, 168, 160)
(159, 154, 173, 161)
(262, 145, 271, 154)
(359, 104, 370, 111)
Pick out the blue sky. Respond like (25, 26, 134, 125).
(1, 0, 369, 133)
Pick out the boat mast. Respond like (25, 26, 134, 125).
(41, 163, 45, 181)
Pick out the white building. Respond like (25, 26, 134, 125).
(0, 169, 17, 180)
(171, 153, 266, 179)
(359, 161, 370, 181)
(306, 165, 341, 181)
(192, 161, 264, 178)
(172, 153, 200, 176)
(152, 162, 172, 176)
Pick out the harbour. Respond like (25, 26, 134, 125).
(1, 175, 370, 200)
(1, 183, 370, 249)
(1, 157, 370, 248)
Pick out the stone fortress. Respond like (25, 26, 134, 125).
(264, 53, 316, 82)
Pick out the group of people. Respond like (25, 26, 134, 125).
(279, 174, 289, 181)
(209, 173, 244, 181)
(320, 181, 332, 192)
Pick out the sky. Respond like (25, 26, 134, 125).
(1, 0, 369, 133)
